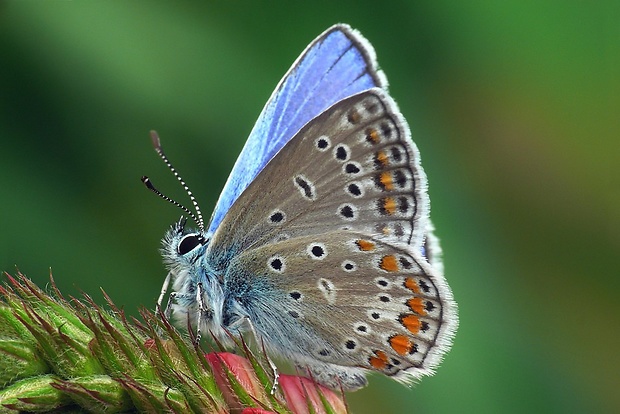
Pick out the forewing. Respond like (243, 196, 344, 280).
(207, 24, 386, 235)
(207, 89, 429, 269)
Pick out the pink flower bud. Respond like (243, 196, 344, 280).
(279, 374, 346, 414)
(206, 352, 267, 409)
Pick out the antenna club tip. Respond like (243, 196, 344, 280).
(149, 130, 162, 150)
(141, 176, 154, 189)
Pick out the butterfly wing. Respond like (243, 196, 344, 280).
(208, 89, 456, 389)
(207, 89, 429, 269)
(207, 24, 386, 235)
(224, 231, 456, 390)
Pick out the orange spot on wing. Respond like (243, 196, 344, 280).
(348, 109, 361, 124)
(366, 127, 380, 143)
(379, 171, 394, 190)
(404, 277, 420, 293)
(369, 350, 389, 370)
(379, 255, 398, 272)
(407, 297, 426, 315)
(400, 314, 421, 334)
(356, 239, 375, 251)
(383, 197, 396, 215)
(389, 335, 413, 356)
(376, 150, 388, 166)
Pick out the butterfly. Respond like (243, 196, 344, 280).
(144, 23, 457, 391)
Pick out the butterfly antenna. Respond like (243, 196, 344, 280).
(143, 130, 206, 231)
(142, 176, 202, 229)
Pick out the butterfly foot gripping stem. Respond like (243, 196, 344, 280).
(194, 282, 206, 345)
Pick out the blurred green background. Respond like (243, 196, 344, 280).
(1, 1, 617, 413)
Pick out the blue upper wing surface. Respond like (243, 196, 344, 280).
(207, 24, 387, 235)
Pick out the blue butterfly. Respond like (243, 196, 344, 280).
(144, 24, 457, 391)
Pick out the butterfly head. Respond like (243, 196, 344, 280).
(162, 217, 209, 265)
(159, 216, 226, 335)
(160, 217, 209, 294)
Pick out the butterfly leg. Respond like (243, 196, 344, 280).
(194, 281, 206, 345)
(155, 272, 175, 336)
(156, 271, 171, 314)
(245, 317, 280, 394)
(164, 292, 176, 320)
(265, 345, 280, 395)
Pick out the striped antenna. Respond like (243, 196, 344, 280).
(143, 131, 205, 231)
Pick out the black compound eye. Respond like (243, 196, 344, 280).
(178, 234, 202, 255)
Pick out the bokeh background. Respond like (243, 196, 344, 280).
(1, 1, 617, 413)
